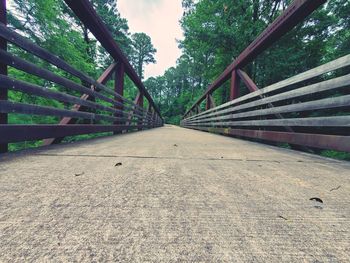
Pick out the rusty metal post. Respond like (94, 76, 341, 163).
(197, 105, 201, 114)
(210, 94, 216, 108)
(155, 114, 159, 127)
(206, 94, 216, 110)
(146, 104, 152, 128)
(137, 93, 144, 130)
(0, 0, 7, 153)
(237, 69, 259, 92)
(157, 113, 160, 127)
(230, 70, 239, 101)
(114, 62, 124, 134)
(205, 95, 210, 110)
(154, 110, 157, 127)
(42, 63, 117, 146)
(151, 109, 155, 127)
(64, 0, 162, 119)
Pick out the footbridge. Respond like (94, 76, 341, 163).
(0, 0, 349, 262)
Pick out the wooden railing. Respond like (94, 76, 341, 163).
(0, 0, 163, 153)
(182, 55, 350, 152)
(181, 0, 350, 153)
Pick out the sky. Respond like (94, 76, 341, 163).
(117, 0, 184, 79)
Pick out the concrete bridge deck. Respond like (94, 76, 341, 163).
(0, 125, 349, 262)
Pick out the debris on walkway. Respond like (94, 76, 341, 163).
(278, 215, 288, 220)
(309, 197, 323, 203)
(330, 186, 341, 192)
(1, 125, 349, 262)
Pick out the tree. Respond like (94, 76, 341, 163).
(90, 0, 132, 69)
(130, 33, 157, 79)
(8, 0, 97, 101)
(145, 0, 346, 126)
(5, 0, 148, 150)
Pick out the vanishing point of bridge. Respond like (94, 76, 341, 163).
(0, 0, 349, 262)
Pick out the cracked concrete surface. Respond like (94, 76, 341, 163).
(0, 125, 349, 262)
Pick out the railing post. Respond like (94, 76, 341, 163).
(153, 110, 156, 128)
(150, 109, 155, 127)
(147, 104, 152, 128)
(137, 93, 144, 130)
(210, 94, 216, 108)
(230, 70, 239, 101)
(196, 105, 201, 114)
(157, 115, 160, 127)
(205, 94, 215, 110)
(237, 70, 259, 92)
(205, 95, 210, 110)
(142, 103, 148, 129)
(114, 62, 124, 134)
(0, 0, 7, 153)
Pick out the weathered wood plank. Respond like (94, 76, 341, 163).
(0, 1, 7, 153)
(43, 63, 117, 146)
(185, 74, 350, 123)
(183, 126, 350, 152)
(184, 54, 350, 122)
(185, 116, 350, 128)
(0, 101, 133, 122)
(183, 0, 327, 117)
(0, 75, 123, 115)
(0, 124, 153, 143)
(0, 49, 130, 109)
(0, 24, 143, 110)
(186, 95, 350, 124)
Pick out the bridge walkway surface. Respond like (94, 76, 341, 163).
(0, 125, 349, 262)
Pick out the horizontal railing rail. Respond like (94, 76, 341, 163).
(181, 0, 350, 153)
(182, 55, 350, 152)
(0, 0, 163, 153)
(182, 0, 327, 118)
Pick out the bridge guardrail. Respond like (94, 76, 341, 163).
(181, 0, 350, 153)
(182, 55, 350, 152)
(0, 0, 163, 153)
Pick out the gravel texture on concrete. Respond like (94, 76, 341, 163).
(0, 125, 349, 262)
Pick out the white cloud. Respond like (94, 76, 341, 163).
(117, 0, 184, 79)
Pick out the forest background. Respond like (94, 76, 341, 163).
(6, 0, 350, 159)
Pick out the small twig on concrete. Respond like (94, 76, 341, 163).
(310, 197, 323, 203)
(75, 172, 84, 177)
(330, 186, 341, 192)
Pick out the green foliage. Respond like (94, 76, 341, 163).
(5, 0, 350, 161)
(321, 150, 350, 161)
(90, 0, 132, 68)
(9, 141, 43, 152)
(63, 132, 114, 143)
(5, 0, 155, 152)
(144, 0, 350, 161)
(147, 0, 350, 126)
